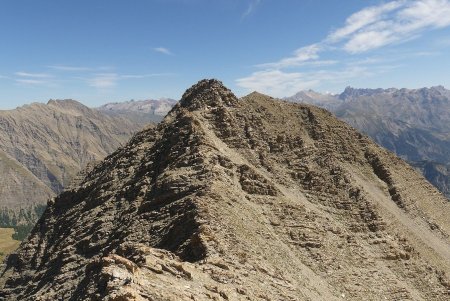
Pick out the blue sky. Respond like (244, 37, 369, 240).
(1, 0, 450, 109)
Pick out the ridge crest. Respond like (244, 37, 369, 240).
(179, 79, 238, 110)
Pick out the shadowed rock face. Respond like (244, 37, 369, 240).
(1, 79, 450, 300)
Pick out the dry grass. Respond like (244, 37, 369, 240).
(0, 228, 20, 260)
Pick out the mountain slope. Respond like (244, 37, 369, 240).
(0, 149, 53, 210)
(1, 80, 450, 300)
(287, 86, 450, 199)
(0, 99, 147, 226)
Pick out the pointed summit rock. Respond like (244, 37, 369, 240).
(178, 79, 238, 110)
(1, 80, 450, 300)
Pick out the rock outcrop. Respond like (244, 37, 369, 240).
(1, 80, 450, 300)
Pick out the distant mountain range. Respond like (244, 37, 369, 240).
(97, 98, 177, 123)
(286, 85, 450, 199)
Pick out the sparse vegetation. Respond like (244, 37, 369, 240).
(0, 204, 46, 243)
(0, 228, 20, 261)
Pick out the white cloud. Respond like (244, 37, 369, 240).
(398, 0, 450, 29)
(343, 30, 397, 53)
(15, 79, 48, 85)
(14, 72, 54, 86)
(238, 0, 450, 95)
(11, 66, 172, 91)
(256, 0, 450, 62)
(236, 70, 319, 97)
(340, 0, 450, 53)
(242, 0, 261, 19)
(153, 47, 173, 55)
(88, 73, 118, 89)
(327, 1, 405, 42)
(257, 44, 323, 69)
(15, 71, 52, 78)
(14, 78, 58, 88)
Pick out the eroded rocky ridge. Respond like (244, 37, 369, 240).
(1, 80, 450, 300)
(286, 86, 450, 199)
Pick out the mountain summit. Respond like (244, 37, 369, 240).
(1, 80, 450, 300)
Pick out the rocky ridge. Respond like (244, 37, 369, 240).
(286, 86, 450, 199)
(1, 80, 450, 300)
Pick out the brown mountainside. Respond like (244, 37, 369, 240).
(0, 149, 53, 209)
(0, 99, 147, 226)
(1, 80, 450, 300)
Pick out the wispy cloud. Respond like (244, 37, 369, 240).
(15, 71, 52, 78)
(257, 0, 450, 66)
(242, 0, 261, 19)
(48, 65, 92, 72)
(237, 70, 318, 96)
(256, 44, 322, 69)
(9, 66, 173, 91)
(153, 47, 173, 55)
(237, 0, 450, 95)
(331, 0, 450, 53)
(86, 72, 174, 89)
(88, 73, 119, 89)
(120, 73, 174, 79)
(14, 71, 54, 86)
(15, 79, 48, 85)
(326, 1, 405, 43)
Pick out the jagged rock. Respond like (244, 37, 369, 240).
(1, 80, 450, 300)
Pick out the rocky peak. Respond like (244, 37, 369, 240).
(47, 99, 87, 109)
(179, 79, 238, 110)
(1, 81, 450, 300)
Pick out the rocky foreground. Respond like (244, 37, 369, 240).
(1, 80, 450, 300)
